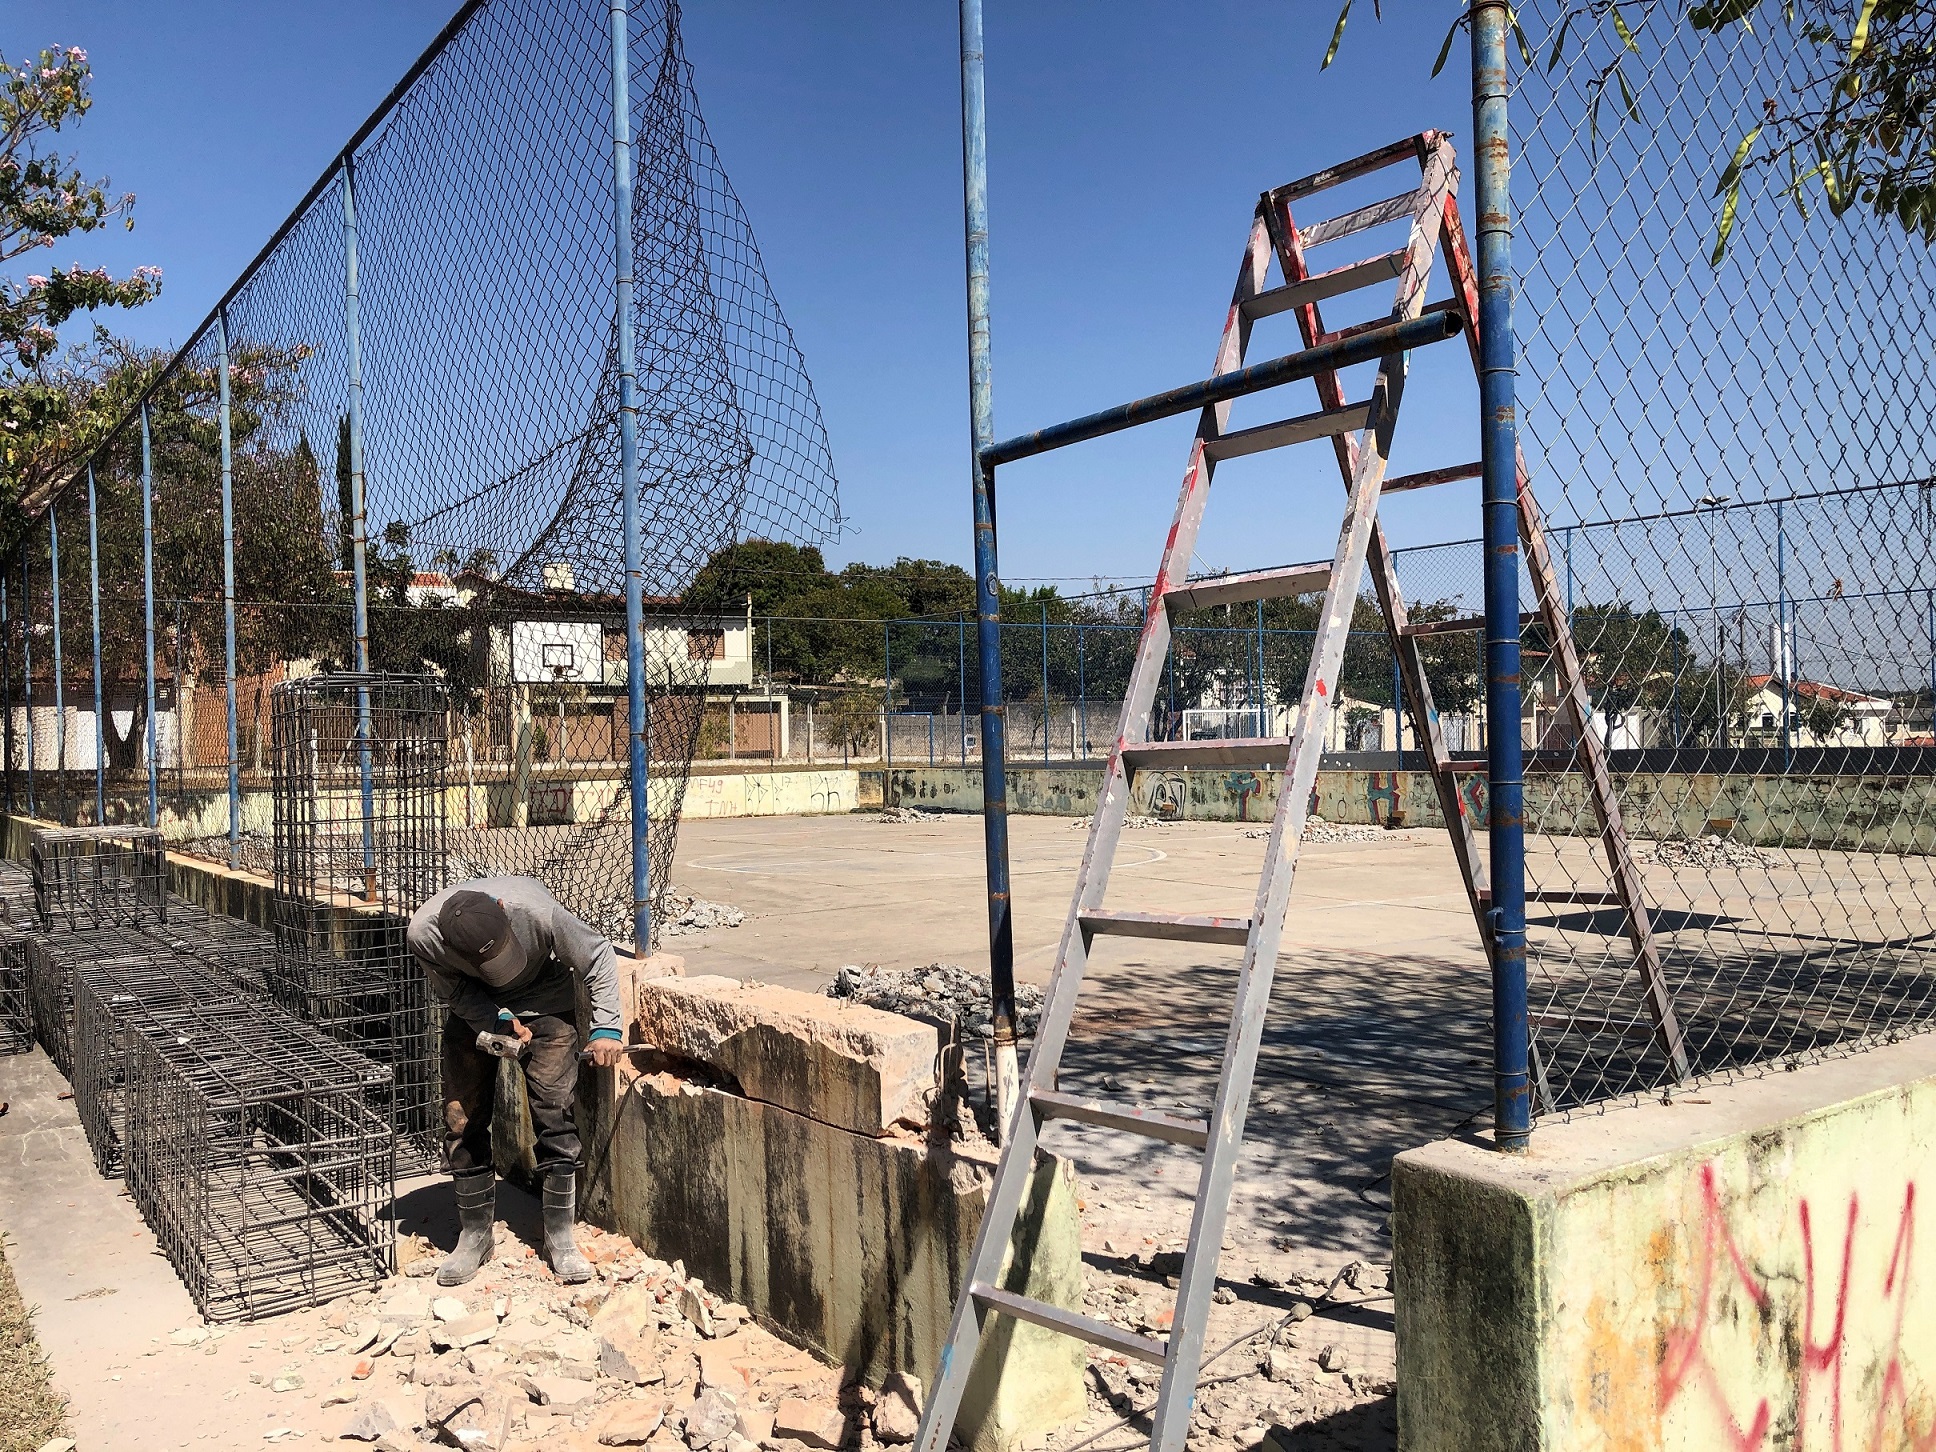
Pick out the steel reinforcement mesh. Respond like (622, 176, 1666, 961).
(30, 825, 167, 933)
(1, 0, 842, 962)
(125, 1006, 395, 1322)
(0, 861, 33, 1054)
(1490, 3, 1936, 1109)
(271, 673, 446, 1163)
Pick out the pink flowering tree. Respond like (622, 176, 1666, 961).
(2, 46, 162, 511)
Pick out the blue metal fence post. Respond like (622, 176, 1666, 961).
(884, 620, 893, 779)
(1040, 602, 1050, 764)
(141, 404, 160, 829)
(20, 557, 35, 818)
(610, 0, 653, 954)
(1472, 0, 1530, 1152)
(958, 614, 968, 763)
(50, 512, 66, 824)
(959, 0, 1018, 1132)
(1776, 500, 1790, 770)
(1076, 621, 1086, 757)
(217, 309, 242, 867)
(341, 155, 380, 899)
(87, 465, 105, 824)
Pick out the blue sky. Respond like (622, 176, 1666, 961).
(10, 2, 1485, 588)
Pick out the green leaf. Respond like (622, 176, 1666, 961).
(1712, 124, 1763, 198)
(1690, 0, 1764, 30)
(1546, 12, 1573, 71)
(1847, 0, 1880, 63)
(1616, 66, 1640, 121)
(1610, 4, 1640, 52)
(1322, 0, 1352, 69)
(1507, 8, 1535, 66)
(1430, 15, 1462, 77)
(1710, 175, 1744, 265)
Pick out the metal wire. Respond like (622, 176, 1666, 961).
(1497, 4, 1936, 1109)
(0, 0, 841, 959)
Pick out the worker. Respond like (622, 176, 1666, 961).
(407, 876, 627, 1287)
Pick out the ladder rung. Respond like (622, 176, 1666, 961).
(1243, 250, 1406, 321)
(1203, 404, 1371, 462)
(1384, 460, 1481, 494)
(1080, 909, 1253, 946)
(1400, 610, 1540, 639)
(1122, 737, 1293, 770)
(1317, 298, 1463, 350)
(1165, 562, 1331, 614)
(1271, 134, 1426, 202)
(970, 1283, 1168, 1365)
(1298, 189, 1419, 248)
(1030, 1089, 1210, 1149)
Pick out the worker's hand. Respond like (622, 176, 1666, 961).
(581, 1035, 626, 1068)
(510, 1016, 533, 1047)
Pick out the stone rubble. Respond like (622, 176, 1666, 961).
(1243, 817, 1399, 844)
(1634, 833, 1782, 870)
(826, 963, 1043, 1040)
(874, 806, 942, 824)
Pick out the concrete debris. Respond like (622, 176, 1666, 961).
(661, 894, 747, 936)
(1070, 815, 1171, 830)
(594, 1397, 669, 1445)
(1243, 816, 1396, 843)
(684, 1386, 743, 1448)
(432, 1297, 468, 1323)
(429, 1312, 498, 1351)
(1635, 833, 1782, 870)
(876, 805, 943, 823)
(828, 961, 1044, 1040)
(1318, 1343, 1348, 1372)
(774, 1396, 850, 1449)
(871, 1371, 922, 1443)
(339, 1399, 407, 1442)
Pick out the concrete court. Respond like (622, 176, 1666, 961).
(670, 812, 1502, 1273)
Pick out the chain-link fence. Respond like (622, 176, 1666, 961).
(1496, 2, 1936, 1110)
(0, 0, 841, 951)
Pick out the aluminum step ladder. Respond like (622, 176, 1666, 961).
(914, 130, 1682, 1452)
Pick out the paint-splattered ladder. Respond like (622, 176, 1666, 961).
(914, 132, 1678, 1452)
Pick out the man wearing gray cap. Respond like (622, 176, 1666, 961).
(407, 876, 626, 1287)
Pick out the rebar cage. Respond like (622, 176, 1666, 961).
(0, 860, 33, 1055)
(30, 825, 167, 933)
(125, 1005, 396, 1322)
(270, 671, 448, 1161)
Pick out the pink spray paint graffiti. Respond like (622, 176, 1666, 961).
(1656, 1162, 1933, 1450)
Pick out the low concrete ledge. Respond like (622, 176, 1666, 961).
(633, 974, 942, 1136)
(1394, 1034, 1936, 1451)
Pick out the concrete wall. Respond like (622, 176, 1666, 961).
(1393, 1034, 1936, 1451)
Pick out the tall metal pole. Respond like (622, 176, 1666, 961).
(50, 512, 66, 824)
(960, 0, 1018, 1135)
(958, 614, 968, 764)
(217, 310, 242, 867)
(1472, 0, 1529, 1152)
(141, 405, 160, 829)
(611, 0, 652, 954)
(884, 621, 894, 776)
(1076, 621, 1087, 757)
(341, 156, 379, 898)
(0, 572, 12, 815)
(87, 465, 105, 824)
(20, 557, 35, 818)
(1040, 603, 1049, 765)
(1777, 500, 1790, 770)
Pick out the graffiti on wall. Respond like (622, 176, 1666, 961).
(1224, 771, 1261, 822)
(1365, 772, 1400, 826)
(1149, 773, 1186, 820)
(1651, 1160, 1931, 1451)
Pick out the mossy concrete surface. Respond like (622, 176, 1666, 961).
(1393, 1034, 1936, 1450)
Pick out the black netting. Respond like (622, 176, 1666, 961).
(6, 0, 840, 954)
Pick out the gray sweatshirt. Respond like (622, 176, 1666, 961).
(407, 876, 621, 1038)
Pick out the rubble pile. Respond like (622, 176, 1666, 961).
(1240, 817, 1396, 844)
(1635, 834, 1781, 871)
(1068, 815, 1171, 830)
(191, 1216, 921, 1451)
(661, 896, 749, 937)
(827, 963, 1044, 1040)
(874, 807, 942, 824)
(1066, 1257, 1396, 1451)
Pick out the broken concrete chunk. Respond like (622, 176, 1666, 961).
(684, 1386, 741, 1450)
(695, 1344, 745, 1394)
(1318, 1343, 1348, 1373)
(774, 1397, 849, 1450)
(872, 1372, 921, 1444)
(593, 1397, 668, 1446)
(339, 1399, 405, 1442)
(679, 1285, 717, 1338)
(431, 1296, 468, 1323)
(733, 1404, 775, 1445)
(521, 1374, 596, 1408)
(634, 976, 940, 1136)
(430, 1313, 498, 1351)
(598, 1325, 661, 1384)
